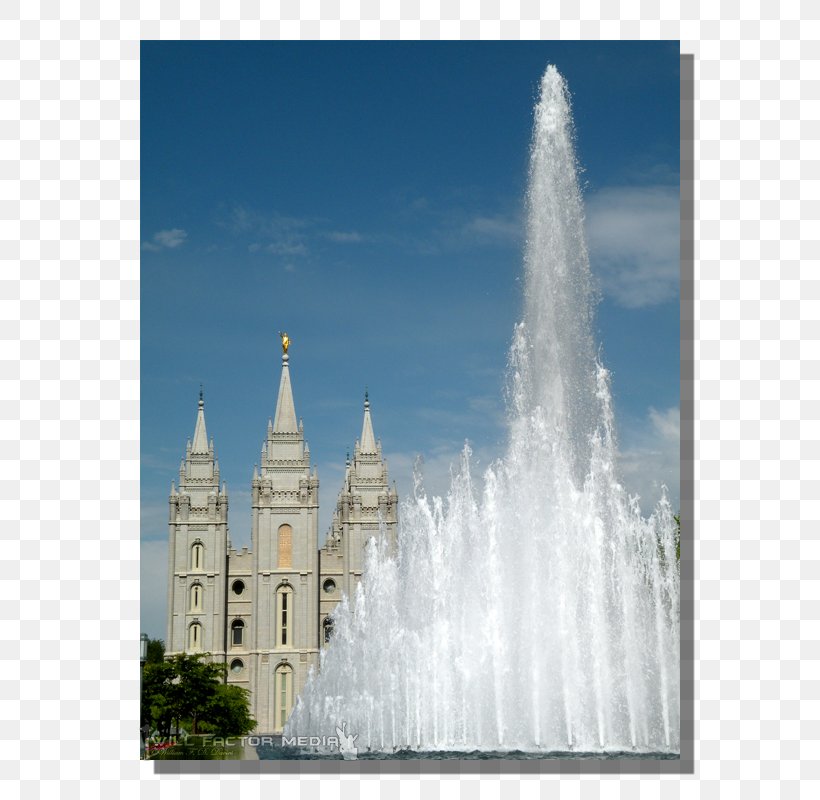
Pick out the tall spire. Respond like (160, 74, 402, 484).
(191, 386, 209, 454)
(273, 349, 298, 434)
(360, 388, 377, 454)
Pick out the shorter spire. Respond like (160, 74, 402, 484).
(360, 388, 377, 454)
(191, 388, 209, 454)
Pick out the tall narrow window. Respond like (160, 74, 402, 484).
(277, 524, 292, 569)
(323, 617, 334, 644)
(231, 619, 244, 647)
(188, 622, 202, 651)
(275, 585, 293, 648)
(191, 542, 204, 571)
(274, 664, 293, 731)
(190, 583, 202, 611)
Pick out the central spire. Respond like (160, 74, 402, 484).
(273, 336, 298, 433)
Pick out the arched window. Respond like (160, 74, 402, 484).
(231, 619, 245, 647)
(188, 622, 202, 651)
(277, 524, 292, 569)
(189, 583, 203, 612)
(275, 584, 294, 648)
(191, 542, 204, 571)
(274, 663, 293, 731)
(323, 617, 334, 644)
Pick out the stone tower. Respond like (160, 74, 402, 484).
(246, 347, 320, 732)
(319, 391, 398, 643)
(165, 391, 229, 660)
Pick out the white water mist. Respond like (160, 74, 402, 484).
(286, 66, 680, 754)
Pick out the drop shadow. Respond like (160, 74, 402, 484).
(151, 50, 696, 779)
(677, 48, 696, 778)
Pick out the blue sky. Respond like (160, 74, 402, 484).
(141, 41, 680, 641)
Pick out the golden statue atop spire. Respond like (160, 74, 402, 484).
(278, 331, 291, 354)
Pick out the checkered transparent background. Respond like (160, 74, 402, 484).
(1, 2, 817, 798)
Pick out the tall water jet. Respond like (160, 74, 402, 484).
(286, 66, 680, 755)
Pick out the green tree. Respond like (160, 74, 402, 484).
(142, 653, 223, 736)
(141, 652, 256, 738)
(201, 684, 256, 736)
(654, 512, 681, 571)
(146, 638, 165, 664)
(141, 657, 177, 737)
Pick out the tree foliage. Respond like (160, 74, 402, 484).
(146, 638, 165, 664)
(199, 684, 256, 736)
(141, 657, 178, 737)
(141, 652, 255, 737)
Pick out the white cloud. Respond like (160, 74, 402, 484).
(155, 228, 188, 248)
(227, 205, 253, 233)
(232, 210, 371, 255)
(648, 405, 680, 442)
(463, 214, 521, 243)
(584, 185, 679, 308)
(617, 404, 680, 514)
(226, 206, 309, 237)
(142, 228, 188, 251)
(265, 241, 307, 256)
(326, 230, 364, 243)
(225, 205, 311, 258)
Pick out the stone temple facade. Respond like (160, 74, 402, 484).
(165, 346, 398, 732)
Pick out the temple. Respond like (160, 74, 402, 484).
(164, 340, 398, 732)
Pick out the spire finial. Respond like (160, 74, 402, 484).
(279, 331, 290, 366)
(364, 386, 370, 409)
(272, 335, 298, 432)
(199, 384, 204, 408)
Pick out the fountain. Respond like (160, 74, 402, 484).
(284, 65, 680, 757)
